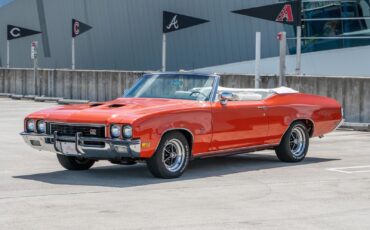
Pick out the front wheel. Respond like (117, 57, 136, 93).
(146, 131, 190, 179)
(275, 122, 309, 162)
(56, 154, 95, 170)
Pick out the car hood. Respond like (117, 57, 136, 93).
(28, 98, 208, 124)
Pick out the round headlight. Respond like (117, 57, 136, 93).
(122, 125, 132, 139)
(26, 119, 35, 132)
(37, 120, 46, 133)
(111, 125, 121, 138)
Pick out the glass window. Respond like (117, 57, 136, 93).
(124, 74, 215, 101)
(288, 0, 370, 53)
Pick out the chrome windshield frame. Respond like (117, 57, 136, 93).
(123, 72, 221, 102)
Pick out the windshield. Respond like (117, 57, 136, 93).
(124, 74, 215, 101)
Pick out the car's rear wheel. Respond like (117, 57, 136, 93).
(56, 154, 95, 170)
(146, 131, 190, 179)
(275, 121, 309, 162)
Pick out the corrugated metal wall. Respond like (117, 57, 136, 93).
(0, 0, 286, 71)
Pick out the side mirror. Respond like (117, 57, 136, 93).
(219, 91, 233, 105)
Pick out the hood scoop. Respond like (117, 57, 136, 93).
(108, 104, 126, 108)
(89, 103, 104, 107)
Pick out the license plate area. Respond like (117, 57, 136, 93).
(60, 142, 79, 155)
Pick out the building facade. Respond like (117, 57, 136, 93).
(0, 0, 369, 73)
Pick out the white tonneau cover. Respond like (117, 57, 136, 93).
(217, 86, 298, 101)
(218, 86, 298, 94)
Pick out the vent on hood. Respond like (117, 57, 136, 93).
(89, 103, 104, 107)
(108, 104, 126, 108)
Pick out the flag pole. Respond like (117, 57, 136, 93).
(6, 40, 10, 68)
(295, 0, 302, 75)
(295, 25, 302, 75)
(255, 32, 261, 89)
(279, 32, 287, 87)
(32, 42, 38, 96)
(72, 37, 75, 70)
(162, 33, 166, 72)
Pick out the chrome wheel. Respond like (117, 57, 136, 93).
(147, 131, 190, 179)
(289, 126, 306, 157)
(162, 139, 186, 173)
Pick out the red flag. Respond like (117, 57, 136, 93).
(276, 4, 294, 23)
(232, 1, 301, 26)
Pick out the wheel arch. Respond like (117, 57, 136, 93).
(287, 119, 315, 138)
(296, 119, 315, 137)
(157, 128, 194, 155)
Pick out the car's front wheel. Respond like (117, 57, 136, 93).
(146, 131, 190, 179)
(275, 121, 309, 162)
(56, 154, 95, 170)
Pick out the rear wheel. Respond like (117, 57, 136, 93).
(56, 154, 95, 170)
(275, 122, 309, 162)
(146, 131, 190, 179)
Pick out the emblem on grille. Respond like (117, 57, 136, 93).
(89, 129, 97, 135)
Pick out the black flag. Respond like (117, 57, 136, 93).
(232, 1, 301, 26)
(72, 19, 92, 38)
(7, 25, 41, 40)
(163, 11, 209, 33)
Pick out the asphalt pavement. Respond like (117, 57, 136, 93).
(0, 98, 369, 230)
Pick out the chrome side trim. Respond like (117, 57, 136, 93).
(194, 144, 278, 159)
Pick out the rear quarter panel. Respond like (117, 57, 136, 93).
(264, 93, 342, 145)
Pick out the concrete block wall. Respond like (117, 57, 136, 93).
(0, 68, 369, 123)
(0, 69, 143, 101)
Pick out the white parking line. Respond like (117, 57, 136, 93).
(327, 165, 370, 174)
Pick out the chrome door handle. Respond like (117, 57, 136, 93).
(257, 106, 267, 110)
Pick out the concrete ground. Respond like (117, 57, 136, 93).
(0, 98, 369, 230)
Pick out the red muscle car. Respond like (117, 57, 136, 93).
(21, 73, 343, 178)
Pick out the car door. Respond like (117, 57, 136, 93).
(209, 100, 269, 151)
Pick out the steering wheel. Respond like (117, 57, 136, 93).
(190, 90, 208, 99)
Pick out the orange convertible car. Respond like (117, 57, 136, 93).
(21, 73, 343, 178)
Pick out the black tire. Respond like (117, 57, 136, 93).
(56, 154, 95, 170)
(275, 121, 309, 163)
(146, 131, 190, 179)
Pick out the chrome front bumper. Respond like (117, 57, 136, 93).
(20, 132, 141, 160)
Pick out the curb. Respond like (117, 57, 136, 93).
(10, 94, 23, 100)
(0, 93, 11, 98)
(6, 94, 90, 105)
(340, 122, 370, 132)
(23, 95, 37, 100)
(57, 99, 90, 105)
(34, 96, 63, 102)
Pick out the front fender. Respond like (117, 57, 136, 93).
(133, 109, 212, 158)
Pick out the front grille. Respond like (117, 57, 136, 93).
(48, 123, 106, 138)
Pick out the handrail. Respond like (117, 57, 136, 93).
(303, 17, 370, 21)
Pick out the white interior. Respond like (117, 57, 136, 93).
(217, 86, 298, 101)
